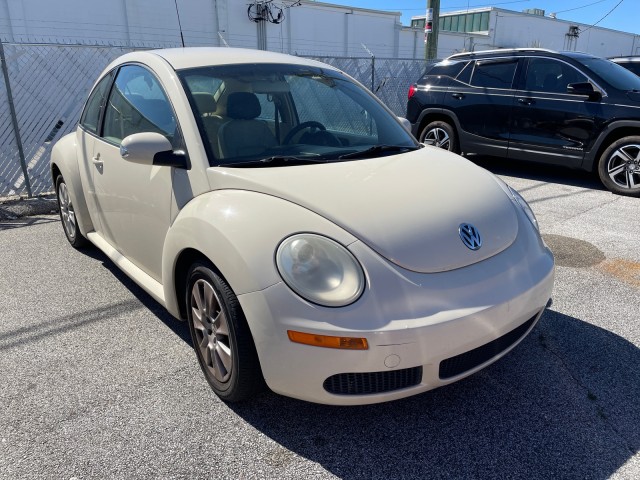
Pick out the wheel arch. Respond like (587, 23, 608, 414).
(414, 109, 462, 140)
(161, 190, 357, 322)
(50, 132, 94, 235)
(172, 247, 227, 321)
(584, 121, 640, 172)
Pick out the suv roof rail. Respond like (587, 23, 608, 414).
(447, 47, 556, 60)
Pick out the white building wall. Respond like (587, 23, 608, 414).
(398, 28, 421, 59)
(491, 9, 639, 57)
(412, 8, 640, 60)
(0, 0, 407, 58)
(397, 27, 492, 60)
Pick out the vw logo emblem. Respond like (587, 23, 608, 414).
(459, 223, 482, 250)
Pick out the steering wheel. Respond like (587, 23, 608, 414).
(283, 121, 327, 144)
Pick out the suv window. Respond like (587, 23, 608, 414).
(619, 62, 640, 76)
(103, 65, 177, 144)
(576, 57, 640, 91)
(470, 60, 517, 89)
(525, 58, 587, 93)
(423, 61, 467, 80)
(80, 72, 113, 134)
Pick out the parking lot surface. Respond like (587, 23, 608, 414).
(1, 159, 638, 479)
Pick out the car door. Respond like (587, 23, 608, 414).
(76, 71, 114, 231)
(508, 57, 598, 167)
(91, 64, 178, 282)
(444, 57, 520, 157)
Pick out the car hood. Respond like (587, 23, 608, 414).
(206, 148, 518, 273)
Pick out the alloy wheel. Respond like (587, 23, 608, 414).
(190, 279, 233, 383)
(57, 181, 77, 241)
(607, 143, 640, 190)
(424, 127, 451, 150)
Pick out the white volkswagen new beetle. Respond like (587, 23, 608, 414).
(51, 48, 554, 405)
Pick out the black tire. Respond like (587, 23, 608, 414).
(55, 175, 88, 248)
(186, 262, 263, 402)
(419, 120, 459, 153)
(597, 136, 640, 197)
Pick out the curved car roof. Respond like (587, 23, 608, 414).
(149, 47, 337, 71)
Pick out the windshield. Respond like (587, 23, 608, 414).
(575, 57, 640, 91)
(178, 63, 418, 166)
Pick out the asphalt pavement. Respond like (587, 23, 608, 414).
(0, 159, 638, 479)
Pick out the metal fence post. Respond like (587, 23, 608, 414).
(371, 56, 375, 93)
(0, 42, 32, 197)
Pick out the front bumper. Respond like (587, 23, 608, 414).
(238, 213, 554, 405)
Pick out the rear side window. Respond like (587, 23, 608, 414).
(80, 72, 113, 134)
(423, 61, 467, 80)
(471, 60, 518, 89)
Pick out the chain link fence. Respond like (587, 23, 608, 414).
(0, 42, 431, 198)
(306, 56, 434, 119)
(0, 43, 138, 198)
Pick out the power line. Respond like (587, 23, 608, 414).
(579, 0, 625, 33)
(553, 0, 608, 15)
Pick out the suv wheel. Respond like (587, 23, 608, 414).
(598, 136, 640, 197)
(419, 121, 458, 153)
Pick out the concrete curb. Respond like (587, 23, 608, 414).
(0, 194, 58, 220)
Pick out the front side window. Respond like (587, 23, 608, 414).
(103, 65, 177, 144)
(576, 56, 640, 91)
(80, 72, 113, 134)
(524, 58, 587, 93)
(179, 63, 417, 166)
(471, 60, 518, 89)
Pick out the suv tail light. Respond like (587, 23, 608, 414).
(408, 84, 417, 99)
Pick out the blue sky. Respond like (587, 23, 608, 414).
(324, 0, 640, 35)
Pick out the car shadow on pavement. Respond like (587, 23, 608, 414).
(80, 246, 193, 347)
(0, 215, 58, 230)
(229, 309, 639, 479)
(470, 155, 606, 191)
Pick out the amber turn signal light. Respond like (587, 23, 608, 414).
(287, 330, 368, 350)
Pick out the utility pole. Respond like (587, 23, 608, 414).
(249, 1, 287, 51)
(424, 0, 440, 60)
(256, 2, 268, 50)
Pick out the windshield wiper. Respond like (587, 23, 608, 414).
(224, 155, 328, 167)
(337, 144, 421, 160)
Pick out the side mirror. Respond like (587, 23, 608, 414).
(397, 116, 412, 132)
(567, 82, 602, 101)
(120, 132, 188, 168)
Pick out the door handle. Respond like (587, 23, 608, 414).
(518, 97, 535, 105)
(92, 153, 103, 164)
(451, 93, 465, 100)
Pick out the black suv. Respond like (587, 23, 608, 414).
(609, 56, 640, 77)
(407, 48, 640, 196)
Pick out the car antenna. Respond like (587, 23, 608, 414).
(174, 0, 186, 48)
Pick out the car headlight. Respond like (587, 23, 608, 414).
(507, 185, 539, 231)
(276, 234, 365, 307)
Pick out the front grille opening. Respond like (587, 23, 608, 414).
(439, 313, 538, 379)
(323, 366, 423, 395)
